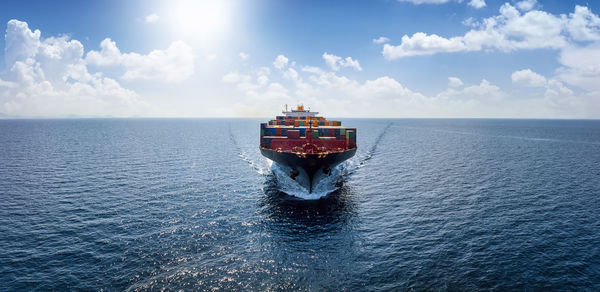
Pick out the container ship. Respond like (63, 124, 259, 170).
(260, 104, 356, 193)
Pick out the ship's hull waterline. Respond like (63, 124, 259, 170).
(260, 148, 356, 193)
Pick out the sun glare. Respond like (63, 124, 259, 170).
(167, 0, 231, 44)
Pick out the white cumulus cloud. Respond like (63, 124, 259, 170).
(273, 55, 289, 70)
(322, 52, 362, 71)
(86, 38, 195, 82)
(556, 44, 600, 91)
(515, 0, 537, 12)
(373, 36, 390, 44)
(448, 77, 464, 87)
(511, 69, 574, 99)
(565, 6, 600, 42)
(511, 69, 547, 87)
(545, 79, 573, 98)
(383, 32, 468, 58)
(0, 20, 147, 117)
(382, 4, 599, 59)
(468, 0, 486, 9)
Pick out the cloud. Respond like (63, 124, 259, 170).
(4, 19, 41, 66)
(222, 72, 243, 83)
(0, 79, 18, 88)
(448, 77, 464, 87)
(373, 36, 390, 44)
(221, 67, 290, 116)
(0, 20, 147, 117)
(273, 54, 289, 69)
(239, 52, 249, 60)
(86, 38, 195, 82)
(437, 79, 504, 102)
(322, 52, 362, 71)
(511, 69, 547, 87)
(379, 2, 596, 115)
(565, 6, 600, 42)
(556, 43, 600, 91)
(511, 69, 574, 98)
(225, 54, 599, 118)
(85, 38, 121, 66)
(322, 53, 341, 70)
(515, 0, 536, 12)
(545, 79, 573, 98)
(382, 4, 598, 59)
(283, 68, 299, 81)
(145, 13, 159, 23)
(468, 0, 486, 9)
(301, 66, 325, 75)
(383, 32, 468, 58)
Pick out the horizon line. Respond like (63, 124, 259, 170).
(1, 116, 599, 121)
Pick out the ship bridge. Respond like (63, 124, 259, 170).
(282, 104, 318, 117)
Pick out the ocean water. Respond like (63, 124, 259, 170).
(1, 118, 599, 291)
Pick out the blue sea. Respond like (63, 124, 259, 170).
(1, 118, 599, 291)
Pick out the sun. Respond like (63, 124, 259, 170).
(167, 0, 232, 44)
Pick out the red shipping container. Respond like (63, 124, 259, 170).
(276, 128, 282, 136)
(287, 130, 300, 139)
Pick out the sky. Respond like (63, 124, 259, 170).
(0, 0, 599, 118)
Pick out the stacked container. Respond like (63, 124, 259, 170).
(261, 115, 356, 151)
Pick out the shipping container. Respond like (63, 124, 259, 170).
(287, 130, 300, 139)
(262, 137, 272, 148)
